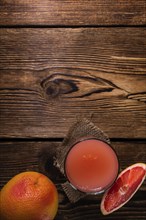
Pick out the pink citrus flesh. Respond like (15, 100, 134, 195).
(100, 163, 146, 215)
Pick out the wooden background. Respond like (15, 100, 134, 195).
(0, 1, 146, 219)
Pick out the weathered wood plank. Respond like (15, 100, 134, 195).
(0, 0, 145, 26)
(0, 141, 146, 219)
(0, 68, 146, 138)
(0, 28, 146, 138)
(0, 28, 146, 72)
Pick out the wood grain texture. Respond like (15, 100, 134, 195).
(0, 68, 146, 138)
(0, 28, 146, 72)
(0, 141, 146, 219)
(0, 28, 146, 138)
(0, 0, 146, 26)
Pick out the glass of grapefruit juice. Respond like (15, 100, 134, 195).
(64, 138, 119, 194)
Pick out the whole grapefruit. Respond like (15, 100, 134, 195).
(0, 171, 58, 220)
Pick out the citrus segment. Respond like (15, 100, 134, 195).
(101, 163, 146, 215)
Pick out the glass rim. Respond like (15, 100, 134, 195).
(64, 137, 120, 195)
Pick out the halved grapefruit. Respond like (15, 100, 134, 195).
(101, 163, 146, 215)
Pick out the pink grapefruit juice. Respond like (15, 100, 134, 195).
(65, 139, 119, 194)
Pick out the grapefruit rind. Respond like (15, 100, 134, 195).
(100, 163, 146, 215)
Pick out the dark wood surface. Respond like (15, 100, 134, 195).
(0, 0, 146, 219)
(0, 28, 146, 138)
(0, 141, 146, 220)
(0, 0, 145, 26)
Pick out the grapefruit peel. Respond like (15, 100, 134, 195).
(100, 163, 146, 215)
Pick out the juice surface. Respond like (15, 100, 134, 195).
(65, 139, 119, 193)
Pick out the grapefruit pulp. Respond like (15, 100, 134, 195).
(101, 163, 146, 215)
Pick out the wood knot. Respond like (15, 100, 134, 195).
(40, 71, 125, 101)
(41, 74, 78, 98)
(46, 81, 60, 97)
